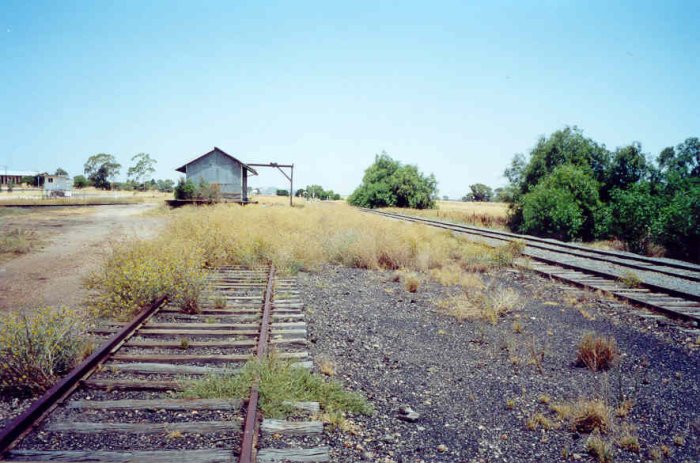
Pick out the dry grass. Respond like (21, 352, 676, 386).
(402, 273, 420, 293)
(0, 228, 39, 257)
(552, 398, 612, 434)
(526, 413, 556, 431)
(384, 200, 509, 230)
(317, 356, 337, 376)
(87, 202, 509, 320)
(576, 333, 619, 371)
(436, 284, 523, 324)
(586, 433, 614, 463)
(0, 197, 142, 207)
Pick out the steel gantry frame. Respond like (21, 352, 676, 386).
(247, 162, 294, 206)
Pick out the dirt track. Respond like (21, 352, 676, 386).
(0, 203, 167, 311)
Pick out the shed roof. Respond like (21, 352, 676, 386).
(176, 147, 258, 175)
(1, 170, 41, 177)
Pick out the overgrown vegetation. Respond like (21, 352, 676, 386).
(0, 308, 90, 396)
(86, 238, 207, 319)
(348, 151, 438, 209)
(173, 178, 222, 201)
(436, 284, 523, 324)
(504, 127, 699, 261)
(181, 355, 373, 419)
(87, 203, 506, 319)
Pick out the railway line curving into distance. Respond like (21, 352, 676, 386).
(365, 209, 700, 324)
(0, 266, 328, 463)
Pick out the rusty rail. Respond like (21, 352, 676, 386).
(0, 296, 167, 457)
(238, 264, 276, 463)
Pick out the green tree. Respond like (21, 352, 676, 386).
(520, 165, 601, 240)
(54, 168, 68, 176)
(655, 184, 700, 261)
(603, 142, 650, 198)
(84, 154, 121, 189)
(127, 153, 157, 190)
(467, 183, 493, 202)
(348, 152, 437, 209)
(73, 175, 90, 188)
(156, 179, 175, 192)
(276, 189, 289, 196)
(521, 126, 610, 194)
(604, 184, 659, 253)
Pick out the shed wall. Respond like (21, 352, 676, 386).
(186, 151, 242, 197)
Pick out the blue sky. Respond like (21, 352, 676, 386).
(1, 1, 698, 197)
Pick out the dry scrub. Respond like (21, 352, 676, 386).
(87, 203, 510, 319)
(0, 308, 91, 396)
(436, 284, 523, 324)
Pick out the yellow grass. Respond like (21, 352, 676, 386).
(383, 200, 509, 230)
(88, 202, 507, 318)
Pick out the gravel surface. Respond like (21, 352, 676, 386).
(301, 265, 700, 463)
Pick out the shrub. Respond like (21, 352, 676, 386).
(618, 270, 641, 288)
(520, 165, 601, 241)
(605, 184, 659, 253)
(72, 175, 90, 188)
(576, 333, 619, 371)
(655, 184, 700, 261)
(586, 433, 614, 463)
(0, 307, 90, 396)
(86, 238, 207, 319)
(174, 177, 197, 200)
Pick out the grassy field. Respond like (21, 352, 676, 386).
(383, 200, 509, 229)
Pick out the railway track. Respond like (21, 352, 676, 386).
(366, 209, 700, 323)
(0, 266, 329, 463)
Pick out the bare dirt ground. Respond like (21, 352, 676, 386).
(0, 203, 167, 311)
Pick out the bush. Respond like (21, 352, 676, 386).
(348, 152, 437, 209)
(655, 184, 700, 261)
(520, 165, 600, 240)
(86, 238, 207, 319)
(0, 307, 90, 396)
(174, 178, 197, 200)
(604, 184, 659, 253)
(276, 189, 289, 196)
(73, 175, 90, 188)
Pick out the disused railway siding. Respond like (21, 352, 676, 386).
(0, 267, 328, 463)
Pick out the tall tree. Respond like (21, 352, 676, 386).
(603, 142, 650, 198)
(348, 152, 437, 209)
(127, 153, 157, 189)
(54, 167, 68, 176)
(466, 183, 493, 202)
(84, 154, 121, 189)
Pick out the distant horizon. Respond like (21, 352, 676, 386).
(1, 1, 698, 198)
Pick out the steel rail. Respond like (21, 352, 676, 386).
(238, 264, 276, 463)
(0, 296, 167, 457)
(368, 209, 700, 278)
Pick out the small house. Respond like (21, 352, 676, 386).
(43, 175, 72, 197)
(175, 147, 258, 202)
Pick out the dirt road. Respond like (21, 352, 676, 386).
(0, 203, 168, 311)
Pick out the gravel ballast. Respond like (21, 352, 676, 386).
(301, 265, 700, 463)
